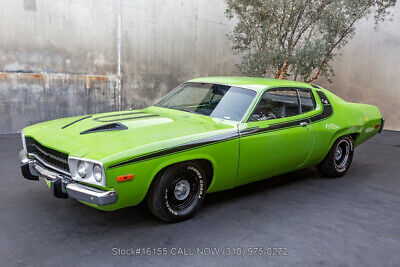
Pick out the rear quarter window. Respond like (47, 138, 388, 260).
(298, 90, 315, 113)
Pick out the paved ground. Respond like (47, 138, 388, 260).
(0, 131, 399, 266)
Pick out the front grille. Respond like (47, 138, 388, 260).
(25, 137, 70, 173)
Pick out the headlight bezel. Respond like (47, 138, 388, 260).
(68, 157, 106, 187)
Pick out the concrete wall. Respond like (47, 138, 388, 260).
(0, 0, 120, 133)
(119, 0, 237, 109)
(0, 0, 237, 134)
(319, 4, 400, 131)
(0, 0, 399, 133)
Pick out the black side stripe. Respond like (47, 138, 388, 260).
(239, 118, 311, 137)
(62, 115, 92, 129)
(108, 131, 240, 169)
(240, 91, 332, 137)
(97, 114, 159, 123)
(93, 111, 146, 121)
(108, 91, 333, 169)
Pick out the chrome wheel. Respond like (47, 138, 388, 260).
(174, 180, 190, 201)
(166, 166, 202, 212)
(335, 146, 343, 161)
(334, 139, 350, 170)
(316, 135, 354, 178)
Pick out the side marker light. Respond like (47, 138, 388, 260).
(117, 174, 134, 182)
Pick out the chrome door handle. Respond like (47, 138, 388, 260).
(300, 122, 308, 127)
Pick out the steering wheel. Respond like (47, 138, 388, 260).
(250, 110, 276, 121)
(265, 111, 276, 120)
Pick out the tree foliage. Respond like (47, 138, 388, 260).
(225, 0, 397, 82)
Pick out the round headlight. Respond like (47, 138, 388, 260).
(77, 161, 87, 178)
(93, 164, 103, 182)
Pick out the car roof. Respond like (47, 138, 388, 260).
(188, 76, 316, 92)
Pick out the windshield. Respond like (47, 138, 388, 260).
(156, 82, 257, 121)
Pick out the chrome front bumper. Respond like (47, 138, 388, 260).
(19, 150, 117, 206)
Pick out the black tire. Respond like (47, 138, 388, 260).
(146, 161, 207, 222)
(317, 135, 354, 178)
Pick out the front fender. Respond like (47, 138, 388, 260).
(147, 153, 218, 193)
(95, 137, 239, 210)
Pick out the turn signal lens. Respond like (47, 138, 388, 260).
(117, 174, 134, 182)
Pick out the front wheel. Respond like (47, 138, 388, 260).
(317, 135, 354, 178)
(146, 162, 207, 222)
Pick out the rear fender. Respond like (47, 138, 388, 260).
(328, 128, 360, 151)
(352, 104, 382, 146)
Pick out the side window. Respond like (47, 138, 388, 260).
(298, 90, 315, 113)
(249, 88, 300, 122)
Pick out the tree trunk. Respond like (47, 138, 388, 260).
(275, 63, 284, 79)
(280, 60, 289, 79)
(275, 68, 282, 79)
(307, 69, 321, 83)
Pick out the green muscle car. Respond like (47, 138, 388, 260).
(19, 77, 384, 222)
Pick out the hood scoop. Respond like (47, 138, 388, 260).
(80, 122, 128, 135)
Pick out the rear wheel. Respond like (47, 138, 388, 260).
(317, 135, 354, 178)
(146, 162, 207, 222)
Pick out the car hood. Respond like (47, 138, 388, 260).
(22, 106, 238, 162)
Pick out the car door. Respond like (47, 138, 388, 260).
(237, 87, 316, 184)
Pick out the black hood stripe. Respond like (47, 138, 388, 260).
(62, 115, 92, 129)
(108, 91, 333, 169)
(93, 111, 146, 121)
(97, 114, 159, 123)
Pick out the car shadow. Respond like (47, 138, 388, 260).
(9, 165, 328, 245)
(72, 166, 323, 227)
(203, 166, 321, 208)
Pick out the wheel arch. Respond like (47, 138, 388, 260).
(144, 156, 216, 202)
(316, 129, 359, 165)
(349, 132, 360, 144)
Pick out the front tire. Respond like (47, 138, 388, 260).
(147, 162, 207, 222)
(317, 135, 354, 178)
